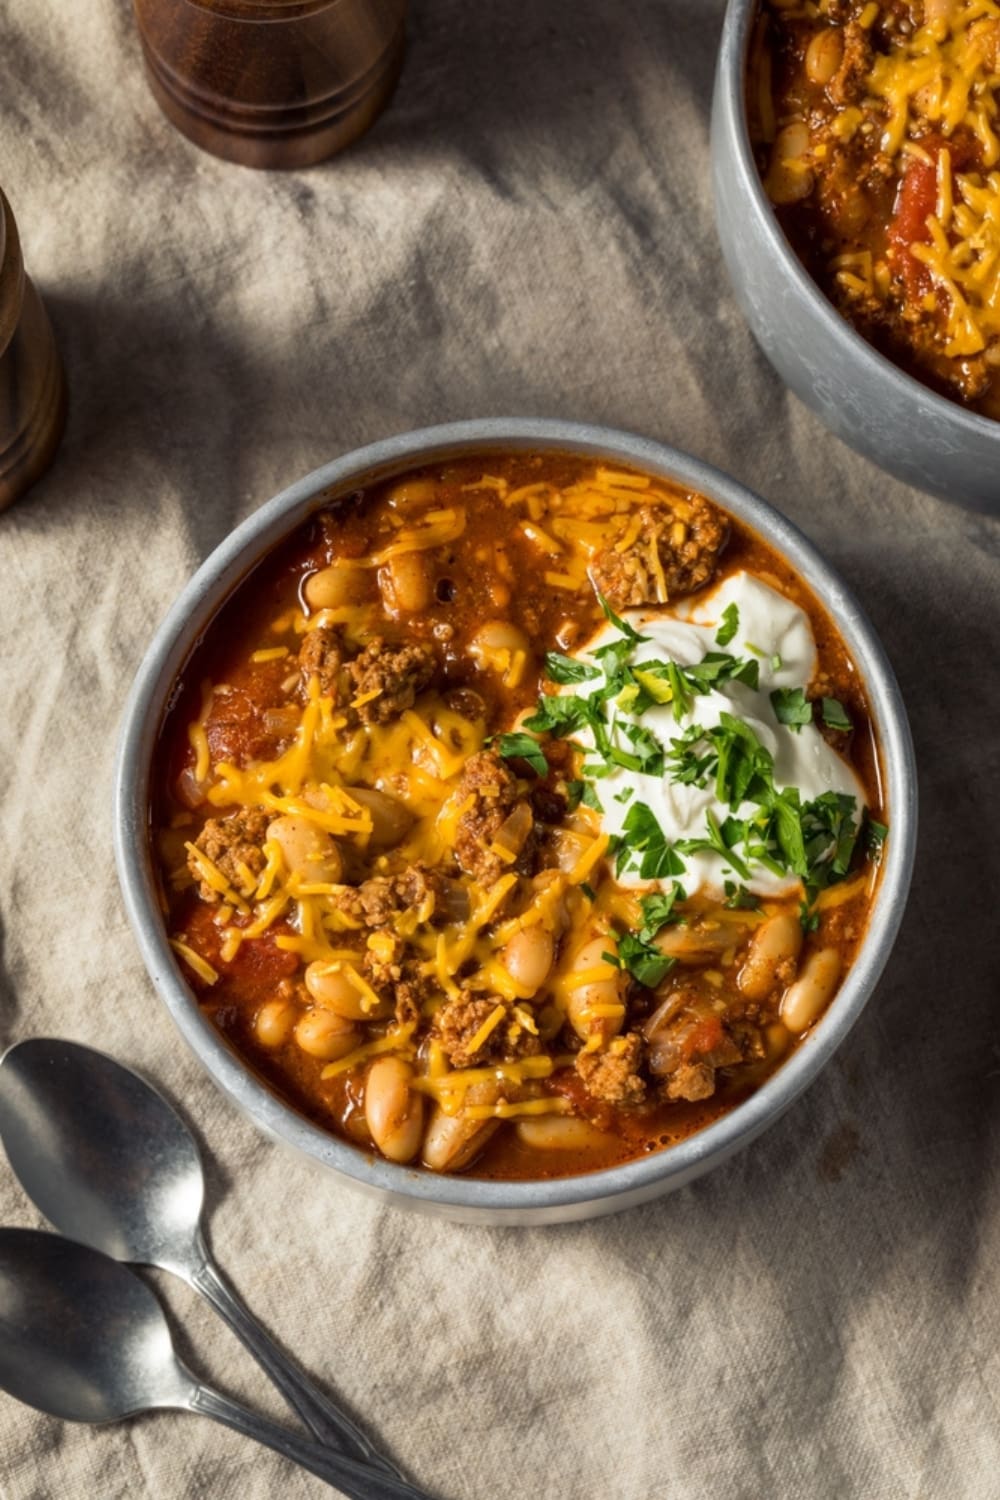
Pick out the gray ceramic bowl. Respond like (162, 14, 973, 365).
(114, 419, 917, 1225)
(711, 0, 1000, 516)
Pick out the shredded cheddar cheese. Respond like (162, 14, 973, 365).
(169, 939, 219, 985)
(859, 1, 1000, 354)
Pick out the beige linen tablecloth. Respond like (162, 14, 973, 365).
(2, 2, 999, 1496)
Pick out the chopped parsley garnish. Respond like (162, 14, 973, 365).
(544, 651, 601, 685)
(770, 686, 813, 733)
(866, 818, 888, 855)
(715, 602, 739, 646)
(724, 881, 760, 911)
(510, 596, 864, 897)
(666, 714, 773, 809)
(523, 693, 594, 739)
(563, 779, 585, 812)
(799, 900, 820, 933)
(616, 801, 685, 880)
(638, 883, 685, 936)
(597, 593, 649, 644)
(676, 808, 752, 880)
(604, 883, 685, 990)
(820, 697, 853, 731)
(580, 781, 603, 812)
(493, 732, 548, 778)
(609, 932, 675, 989)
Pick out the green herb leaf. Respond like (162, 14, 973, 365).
(494, 733, 548, 777)
(799, 900, 820, 933)
(676, 808, 751, 879)
(545, 652, 601, 685)
(523, 694, 592, 739)
(618, 801, 686, 880)
(821, 697, 853, 731)
(866, 818, 888, 854)
(597, 593, 649, 644)
(615, 932, 675, 989)
(715, 602, 740, 647)
(564, 780, 585, 812)
(638, 883, 686, 938)
(770, 687, 813, 733)
(724, 881, 760, 911)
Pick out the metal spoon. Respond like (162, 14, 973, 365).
(0, 1037, 396, 1475)
(0, 1227, 428, 1499)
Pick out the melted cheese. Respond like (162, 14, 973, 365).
(864, 1, 1000, 353)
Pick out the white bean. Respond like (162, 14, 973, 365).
(766, 121, 814, 205)
(421, 1082, 501, 1173)
(738, 913, 804, 1001)
(303, 564, 363, 611)
(364, 1057, 424, 1164)
(805, 27, 843, 86)
(304, 960, 392, 1021)
(379, 551, 431, 615)
(780, 947, 841, 1035)
(468, 620, 529, 670)
(764, 1021, 791, 1062)
(565, 936, 625, 1044)
(294, 1008, 360, 1060)
(342, 786, 413, 850)
(254, 999, 296, 1049)
(267, 815, 342, 884)
(502, 926, 555, 998)
(515, 1116, 610, 1152)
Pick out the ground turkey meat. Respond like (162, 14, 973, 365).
(361, 934, 429, 1028)
(332, 864, 450, 929)
(663, 1061, 716, 1103)
(660, 1025, 744, 1103)
(575, 1033, 647, 1106)
(347, 637, 435, 724)
(590, 498, 727, 609)
(452, 750, 535, 886)
(433, 993, 542, 1069)
(188, 809, 271, 902)
(828, 19, 873, 108)
(298, 625, 345, 700)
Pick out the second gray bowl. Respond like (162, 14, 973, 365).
(711, 0, 1000, 516)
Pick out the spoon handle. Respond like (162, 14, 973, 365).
(188, 1383, 435, 1499)
(189, 1252, 399, 1475)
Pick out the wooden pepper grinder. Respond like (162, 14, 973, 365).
(0, 189, 67, 513)
(132, 0, 408, 170)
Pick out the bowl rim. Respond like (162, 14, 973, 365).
(113, 417, 917, 1216)
(716, 0, 1000, 446)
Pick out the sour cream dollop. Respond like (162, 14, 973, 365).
(567, 571, 865, 898)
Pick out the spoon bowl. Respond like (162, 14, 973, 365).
(0, 1036, 399, 1471)
(0, 1228, 431, 1498)
(0, 1038, 203, 1273)
(0, 1227, 192, 1423)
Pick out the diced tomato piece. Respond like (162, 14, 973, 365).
(225, 932, 299, 983)
(176, 903, 298, 991)
(683, 1015, 725, 1061)
(889, 148, 938, 304)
